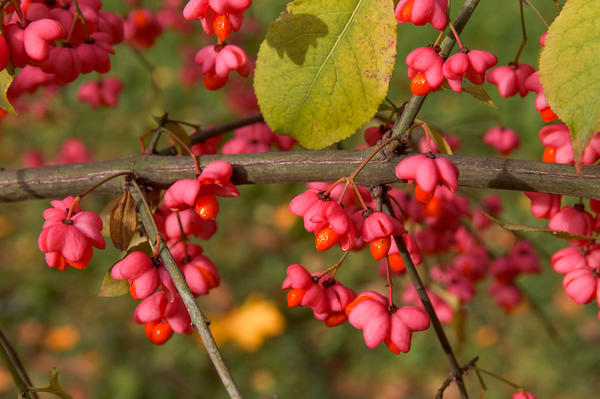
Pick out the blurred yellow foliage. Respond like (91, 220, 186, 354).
(208, 293, 285, 352)
(0, 215, 14, 238)
(43, 325, 80, 352)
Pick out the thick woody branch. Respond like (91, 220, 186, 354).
(0, 150, 598, 202)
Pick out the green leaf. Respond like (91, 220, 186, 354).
(441, 81, 496, 108)
(483, 212, 595, 242)
(126, 241, 153, 256)
(0, 69, 16, 114)
(97, 271, 129, 297)
(164, 122, 192, 156)
(460, 82, 496, 108)
(429, 126, 453, 155)
(254, 0, 397, 149)
(539, 0, 600, 168)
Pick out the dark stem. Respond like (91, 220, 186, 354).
(159, 113, 264, 155)
(157, 127, 201, 176)
(436, 357, 479, 399)
(513, 0, 528, 64)
(0, 330, 39, 399)
(383, 195, 471, 399)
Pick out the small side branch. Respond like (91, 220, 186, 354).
(383, 195, 471, 399)
(128, 184, 243, 399)
(0, 329, 39, 399)
(436, 357, 480, 399)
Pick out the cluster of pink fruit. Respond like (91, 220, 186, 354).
(283, 122, 548, 353)
(0, 0, 124, 109)
(397, 0, 557, 127)
(37, 161, 239, 345)
(183, 0, 252, 90)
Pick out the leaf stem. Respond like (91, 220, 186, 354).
(474, 367, 521, 389)
(158, 127, 201, 176)
(66, 171, 133, 219)
(513, 0, 528, 64)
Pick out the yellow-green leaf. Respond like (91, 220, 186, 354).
(0, 69, 15, 114)
(97, 271, 129, 297)
(461, 82, 496, 108)
(254, 0, 397, 149)
(441, 81, 496, 108)
(429, 126, 453, 155)
(539, 0, 600, 167)
(484, 212, 595, 242)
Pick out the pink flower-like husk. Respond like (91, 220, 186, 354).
(180, 254, 220, 296)
(163, 178, 201, 211)
(524, 192, 562, 219)
(406, 46, 444, 89)
(361, 212, 403, 243)
(395, 0, 448, 30)
(538, 124, 574, 164)
(548, 206, 594, 246)
(164, 208, 217, 241)
(563, 267, 597, 304)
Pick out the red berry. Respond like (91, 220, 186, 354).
(129, 281, 141, 301)
(539, 106, 557, 123)
(385, 337, 401, 354)
(204, 70, 228, 90)
(410, 72, 431, 96)
(414, 184, 434, 203)
(424, 196, 442, 218)
(388, 253, 405, 272)
(213, 14, 233, 41)
(324, 312, 347, 327)
(369, 237, 391, 261)
(401, 0, 415, 21)
(542, 146, 556, 163)
(287, 288, 305, 307)
(315, 226, 340, 251)
(194, 194, 219, 220)
(145, 321, 173, 345)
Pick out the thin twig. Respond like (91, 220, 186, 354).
(383, 195, 471, 399)
(128, 183, 243, 399)
(436, 357, 479, 399)
(159, 113, 264, 155)
(513, 0, 528, 64)
(0, 330, 39, 399)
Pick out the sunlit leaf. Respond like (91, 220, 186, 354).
(0, 69, 16, 114)
(255, 0, 397, 149)
(97, 271, 128, 297)
(539, 0, 600, 169)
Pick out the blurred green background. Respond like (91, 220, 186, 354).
(2, 0, 600, 398)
